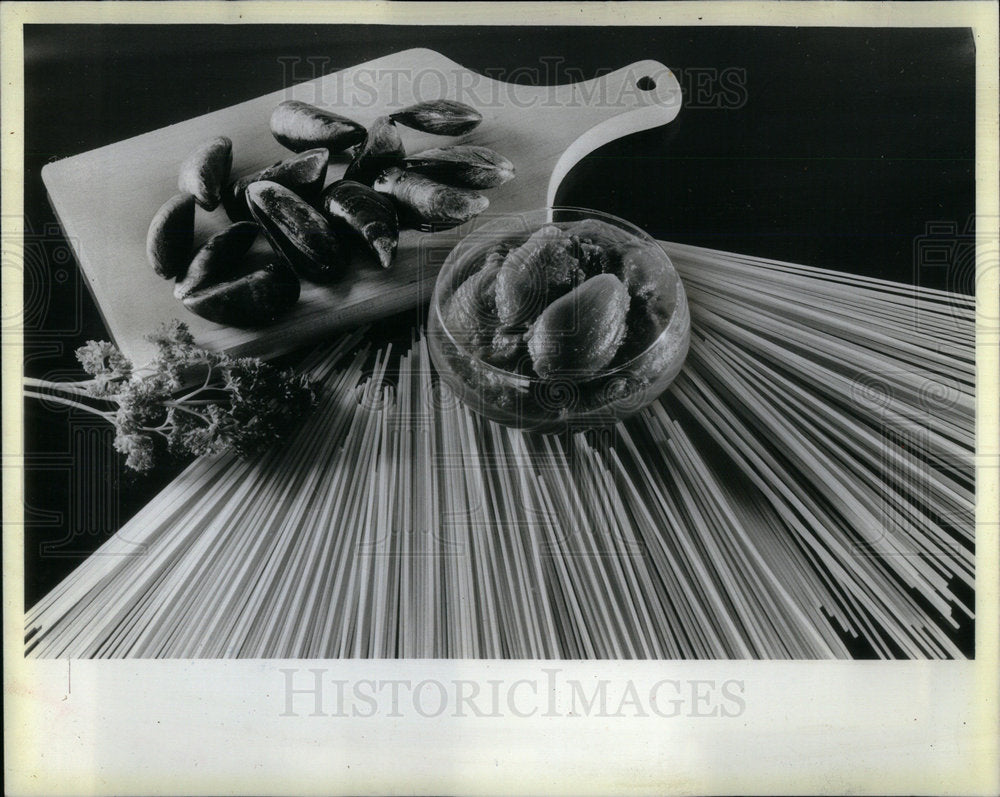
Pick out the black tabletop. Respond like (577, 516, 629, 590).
(22, 24, 976, 607)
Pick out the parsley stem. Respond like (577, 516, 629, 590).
(169, 403, 211, 423)
(22, 390, 117, 419)
(23, 376, 105, 398)
(174, 364, 215, 403)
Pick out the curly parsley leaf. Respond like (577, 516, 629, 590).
(54, 321, 320, 473)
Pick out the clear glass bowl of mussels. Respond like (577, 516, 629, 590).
(428, 207, 690, 432)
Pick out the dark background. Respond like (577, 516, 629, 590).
(23, 26, 976, 641)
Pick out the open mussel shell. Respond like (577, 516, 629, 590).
(174, 221, 259, 300)
(178, 136, 233, 211)
(389, 100, 482, 136)
(222, 148, 330, 222)
(270, 100, 366, 155)
(321, 180, 399, 269)
(373, 167, 488, 230)
(182, 262, 301, 327)
(404, 145, 515, 189)
(246, 180, 346, 284)
(344, 116, 406, 186)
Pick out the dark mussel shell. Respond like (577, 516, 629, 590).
(389, 100, 482, 136)
(246, 180, 346, 284)
(178, 136, 233, 211)
(147, 193, 196, 279)
(270, 100, 366, 154)
(182, 262, 301, 327)
(174, 221, 259, 300)
(404, 145, 514, 189)
(222, 148, 330, 222)
(321, 180, 399, 269)
(344, 116, 406, 186)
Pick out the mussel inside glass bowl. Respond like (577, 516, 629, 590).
(427, 207, 690, 432)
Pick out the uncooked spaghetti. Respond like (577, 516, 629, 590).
(24, 242, 975, 659)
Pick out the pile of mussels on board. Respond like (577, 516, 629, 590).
(146, 99, 515, 327)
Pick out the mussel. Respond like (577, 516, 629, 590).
(181, 262, 301, 327)
(321, 180, 399, 269)
(270, 100, 366, 154)
(174, 221, 259, 300)
(404, 145, 514, 189)
(494, 226, 585, 326)
(389, 100, 482, 136)
(343, 116, 405, 186)
(246, 180, 346, 284)
(147, 193, 195, 279)
(178, 136, 233, 211)
(442, 259, 502, 359)
(373, 167, 488, 229)
(222, 148, 330, 222)
(525, 274, 630, 379)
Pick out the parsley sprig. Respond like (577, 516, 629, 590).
(24, 320, 318, 472)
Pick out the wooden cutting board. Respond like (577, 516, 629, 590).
(43, 48, 681, 365)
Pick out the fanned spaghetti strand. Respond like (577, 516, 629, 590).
(25, 246, 975, 659)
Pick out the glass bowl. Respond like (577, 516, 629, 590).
(427, 207, 690, 432)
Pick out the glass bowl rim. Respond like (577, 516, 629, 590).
(431, 205, 690, 385)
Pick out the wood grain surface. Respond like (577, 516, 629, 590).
(42, 48, 680, 364)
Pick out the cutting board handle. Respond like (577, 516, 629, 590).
(545, 58, 682, 205)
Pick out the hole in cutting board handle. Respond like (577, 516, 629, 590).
(637, 76, 657, 91)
